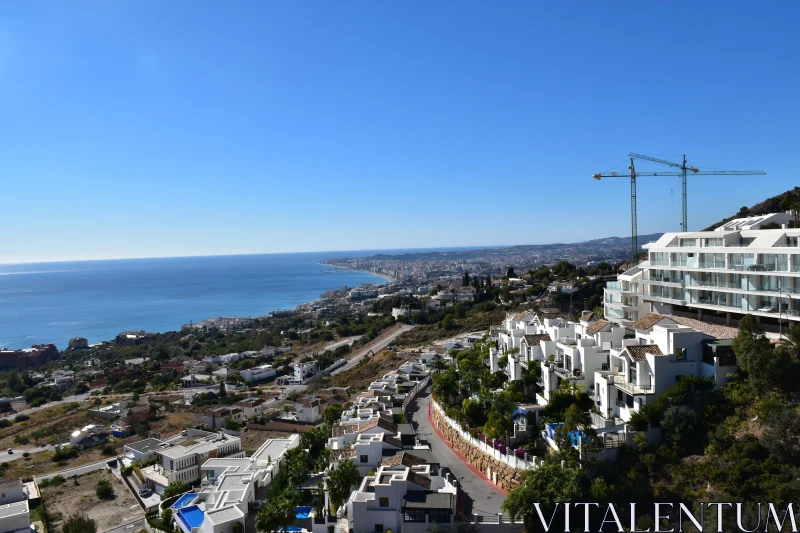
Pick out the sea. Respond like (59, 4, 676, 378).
(0, 251, 400, 350)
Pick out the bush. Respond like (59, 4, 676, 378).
(30, 397, 48, 407)
(96, 479, 114, 499)
(14, 414, 29, 423)
(102, 445, 114, 456)
(0, 419, 11, 429)
(62, 514, 97, 533)
(52, 445, 79, 462)
(39, 475, 65, 488)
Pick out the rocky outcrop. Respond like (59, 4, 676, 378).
(432, 408, 524, 491)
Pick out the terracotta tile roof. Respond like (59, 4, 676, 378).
(332, 423, 358, 437)
(378, 411, 394, 423)
(512, 311, 533, 321)
(538, 308, 561, 314)
(330, 448, 356, 462)
(381, 452, 427, 468)
(631, 312, 670, 331)
(376, 418, 398, 434)
(382, 435, 403, 448)
(523, 334, 551, 344)
(586, 319, 611, 335)
(407, 471, 431, 489)
(625, 345, 663, 361)
(579, 312, 597, 322)
(670, 316, 739, 340)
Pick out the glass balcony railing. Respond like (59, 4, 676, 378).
(606, 282, 622, 291)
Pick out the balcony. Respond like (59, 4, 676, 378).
(606, 282, 622, 291)
(608, 374, 654, 395)
(590, 411, 616, 429)
(553, 366, 584, 380)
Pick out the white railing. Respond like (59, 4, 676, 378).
(431, 399, 538, 471)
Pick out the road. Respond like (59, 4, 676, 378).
(407, 387, 506, 516)
(100, 518, 145, 533)
(1, 391, 97, 421)
(3, 445, 51, 461)
(323, 335, 363, 351)
(37, 456, 118, 481)
(330, 324, 415, 376)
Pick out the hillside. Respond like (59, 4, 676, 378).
(334, 233, 664, 263)
(702, 187, 800, 231)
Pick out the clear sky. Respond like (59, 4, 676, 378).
(2, 2, 799, 263)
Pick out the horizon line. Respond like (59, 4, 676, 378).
(0, 232, 659, 267)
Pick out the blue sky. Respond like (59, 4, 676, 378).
(2, 2, 799, 263)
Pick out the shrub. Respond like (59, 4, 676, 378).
(62, 513, 97, 533)
(14, 414, 29, 423)
(30, 398, 48, 408)
(102, 445, 114, 456)
(13, 435, 30, 445)
(0, 419, 11, 429)
(96, 479, 114, 499)
(52, 445, 79, 462)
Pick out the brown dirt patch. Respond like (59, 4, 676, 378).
(328, 350, 406, 391)
(41, 470, 143, 531)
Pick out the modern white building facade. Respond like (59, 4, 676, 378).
(606, 213, 800, 327)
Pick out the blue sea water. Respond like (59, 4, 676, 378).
(0, 252, 392, 350)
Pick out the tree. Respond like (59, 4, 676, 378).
(779, 323, 800, 359)
(506, 267, 516, 278)
(62, 514, 97, 533)
(300, 426, 328, 457)
(232, 522, 243, 533)
(762, 407, 800, 462)
(164, 481, 188, 498)
(322, 403, 344, 426)
(328, 459, 361, 510)
(219, 381, 227, 397)
(256, 490, 297, 532)
(161, 508, 173, 528)
(503, 461, 583, 531)
(284, 448, 311, 489)
(96, 479, 114, 499)
(484, 392, 516, 447)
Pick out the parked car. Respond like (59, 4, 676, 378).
(7, 449, 12, 455)
(138, 487, 153, 497)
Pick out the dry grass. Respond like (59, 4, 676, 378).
(394, 309, 504, 347)
(0, 403, 93, 449)
(41, 469, 143, 531)
(328, 350, 406, 391)
(240, 429, 289, 455)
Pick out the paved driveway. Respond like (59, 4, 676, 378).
(407, 387, 506, 516)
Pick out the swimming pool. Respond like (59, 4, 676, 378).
(171, 493, 198, 510)
(177, 505, 205, 531)
(295, 506, 313, 520)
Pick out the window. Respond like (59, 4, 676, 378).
(360, 455, 368, 464)
(629, 364, 637, 384)
(677, 348, 687, 361)
(429, 510, 451, 523)
(375, 525, 384, 532)
(404, 509, 425, 522)
(379, 497, 389, 507)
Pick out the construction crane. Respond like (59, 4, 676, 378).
(629, 153, 766, 232)
(592, 159, 767, 264)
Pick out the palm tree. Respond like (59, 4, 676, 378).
(779, 323, 800, 358)
(327, 459, 361, 510)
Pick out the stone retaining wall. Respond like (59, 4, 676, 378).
(431, 408, 524, 491)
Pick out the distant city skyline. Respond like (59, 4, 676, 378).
(2, 2, 798, 264)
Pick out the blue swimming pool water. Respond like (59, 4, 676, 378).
(177, 506, 205, 530)
(295, 506, 313, 519)
(171, 494, 198, 510)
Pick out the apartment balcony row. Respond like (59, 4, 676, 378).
(552, 365, 584, 381)
(649, 261, 799, 273)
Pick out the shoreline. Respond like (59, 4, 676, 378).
(317, 261, 396, 283)
(4, 262, 394, 351)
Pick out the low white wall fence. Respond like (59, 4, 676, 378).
(431, 398, 539, 471)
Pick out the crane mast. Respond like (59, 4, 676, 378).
(593, 155, 766, 267)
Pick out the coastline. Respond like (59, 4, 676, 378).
(317, 261, 396, 283)
(1, 256, 393, 350)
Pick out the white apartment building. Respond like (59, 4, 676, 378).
(0, 501, 29, 533)
(239, 364, 276, 383)
(294, 362, 317, 382)
(591, 313, 738, 427)
(234, 398, 265, 419)
(347, 463, 458, 533)
(141, 432, 244, 494)
(204, 353, 241, 364)
(606, 213, 800, 327)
